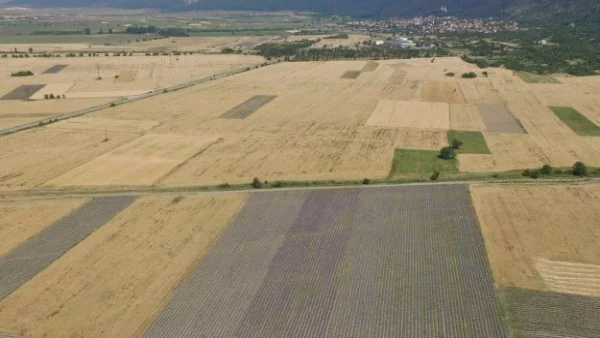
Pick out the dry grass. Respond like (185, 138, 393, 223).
(471, 183, 600, 295)
(45, 134, 219, 186)
(0, 193, 248, 338)
(45, 117, 159, 134)
(420, 80, 465, 103)
(0, 128, 137, 190)
(366, 100, 449, 130)
(449, 104, 486, 131)
(28, 83, 73, 100)
(0, 197, 88, 256)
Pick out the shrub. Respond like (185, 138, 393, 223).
(44, 94, 49, 100)
(217, 183, 230, 188)
(540, 164, 552, 174)
(271, 181, 283, 188)
(439, 146, 456, 160)
(461, 72, 477, 79)
(362, 178, 371, 185)
(110, 102, 116, 107)
(430, 171, 440, 181)
(572, 161, 588, 176)
(445, 72, 455, 77)
(522, 169, 531, 177)
(171, 196, 184, 204)
(251, 177, 263, 189)
(492, 173, 499, 178)
(114, 75, 119, 79)
(11, 70, 34, 77)
(482, 71, 489, 77)
(451, 139, 463, 149)
(554, 169, 563, 174)
(49, 94, 55, 99)
(530, 170, 540, 179)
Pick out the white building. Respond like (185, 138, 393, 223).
(387, 37, 416, 48)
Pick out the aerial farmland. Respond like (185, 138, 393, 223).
(1, 20, 600, 338)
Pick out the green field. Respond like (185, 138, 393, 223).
(389, 149, 459, 177)
(514, 71, 560, 84)
(550, 106, 600, 136)
(342, 71, 361, 79)
(447, 130, 491, 154)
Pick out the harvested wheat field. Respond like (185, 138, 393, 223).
(366, 100, 450, 129)
(0, 197, 87, 256)
(420, 80, 465, 104)
(0, 98, 112, 130)
(0, 194, 248, 338)
(82, 59, 479, 186)
(46, 117, 159, 134)
(471, 183, 600, 296)
(449, 104, 486, 131)
(0, 54, 265, 94)
(45, 134, 220, 187)
(0, 128, 137, 190)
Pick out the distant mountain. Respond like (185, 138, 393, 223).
(6, 0, 600, 21)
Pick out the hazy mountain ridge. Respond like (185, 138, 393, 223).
(6, 0, 600, 21)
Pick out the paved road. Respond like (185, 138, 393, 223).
(0, 60, 279, 138)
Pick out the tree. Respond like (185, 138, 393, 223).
(439, 146, 456, 160)
(451, 139, 463, 149)
(430, 171, 440, 181)
(251, 177, 263, 189)
(540, 164, 552, 174)
(84, 28, 91, 35)
(362, 178, 371, 185)
(572, 162, 588, 176)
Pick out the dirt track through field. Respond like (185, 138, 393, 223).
(142, 185, 506, 338)
(479, 104, 525, 133)
(0, 196, 136, 301)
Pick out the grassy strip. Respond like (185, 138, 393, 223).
(514, 71, 560, 84)
(550, 106, 600, 136)
(389, 149, 459, 178)
(448, 130, 491, 154)
(341, 70, 361, 79)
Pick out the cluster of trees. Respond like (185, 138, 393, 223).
(125, 25, 189, 37)
(254, 39, 315, 58)
(292, 45, 449, 61)
(43, 94, 66, 100)
(523, 162, 590, 178)
(11, 70, 34, 77)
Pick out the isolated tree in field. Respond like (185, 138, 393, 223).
(430, 171, 440, 181)
(451, 139, 463, 149)
(439, 146, 456, 160)
(251, 177, 263, 189)
(572, 162, 587, 176)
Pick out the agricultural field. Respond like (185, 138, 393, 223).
(0, 193, 247, 338)
(142, 185, 506, 338)
(471, 183, 600, 295)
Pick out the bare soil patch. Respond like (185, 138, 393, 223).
(471, 183, 600, 292)
(42, 65, 68, 74)
(1, 85, 45, 101)
(0, 194, 248, 338)
(478, 103, 525, 133)
(366, 100, 449, 130)
(45, 134, 219, 186)
(220, 95, 277, 119)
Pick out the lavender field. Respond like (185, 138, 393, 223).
(143, 185, 507, 338)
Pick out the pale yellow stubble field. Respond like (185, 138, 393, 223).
(0, 193, 248, 338)
(87, 59, 453, 186)
(471, 183, 600, 297)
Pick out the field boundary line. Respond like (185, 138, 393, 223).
(0, 60, 280, 138)
(152, 137, 224, 185)
(2, 177, 599, 199)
